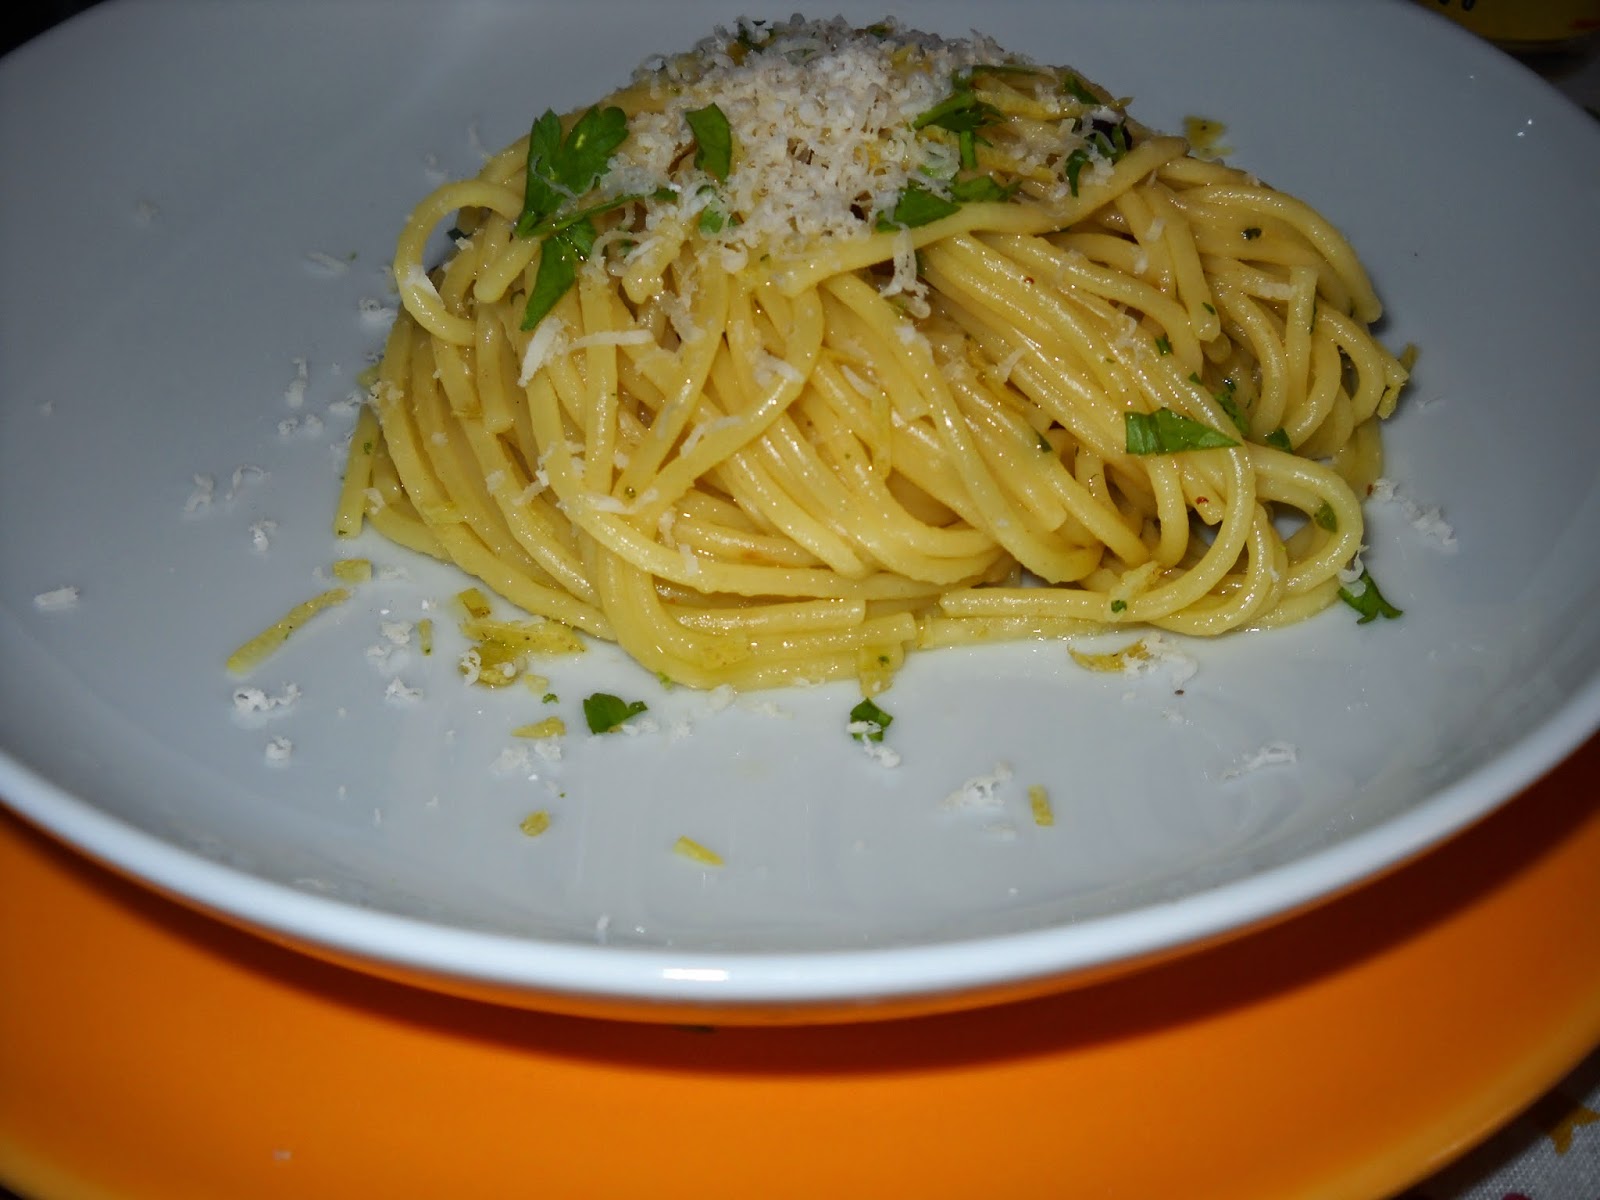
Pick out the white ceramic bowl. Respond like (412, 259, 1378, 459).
(2, 0, 1597, 1021)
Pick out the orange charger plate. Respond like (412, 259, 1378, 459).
(2, 734, 1598, 1200)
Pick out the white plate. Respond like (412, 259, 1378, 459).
(2, 0, 1597, 1021)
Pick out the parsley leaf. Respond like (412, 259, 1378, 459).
(515, 105, 629, 237)
(876, 182, 961, 230)
(1154, 334, 1172, 356)
(1313, 502, 1339, 531)
(520, 219, 596, 330)
(1216, 391, 1248, 434)
(1264, 427, 1293, 451)
(1337, 569, 1402, 624)
(848, 697, 893, 742)
(913, 90, 1002, 135)
(1125, 409, 1239, 454)
(685, 103, 733, 181)
(518, 190, 653, 240)
(948, 174, 1017, 203)
(582, 691, 648, 733)
(1064, 147, 1091, 197)
(1062, 74, 1099, 104)
(1087, 124, 1131, 162)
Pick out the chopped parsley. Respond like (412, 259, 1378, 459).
(1125, 409, 1239, 454)
(685, 103, 733, 181)
(1154, 334, 1172, 356)
(1061, 74, 1098, 104)
(913, 89, 1001, 135)
(1216, 392, 1248, 434)
(914, 80, 1003, 171)
(1205, 376, 1248, 434)
(949, 174, 1018, 203)
(1109, 598, 1128, 613)
(1086, 123, 1131, 162)
(1063, 147, 1092, 197)
(848, 697, 893, 742)
(521, 220, 596, 330)
(1264, 427, 1293, 451)
(513, 106, 630, 330)
(876, 181, 961, 230)
(1337, 569, 1402, 624)
(515, 106, 629, 236)
(582, 691, 648, 733)
(1313, 502, 1339, 531)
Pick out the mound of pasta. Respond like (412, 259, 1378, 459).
(338, 16, 1408, 692)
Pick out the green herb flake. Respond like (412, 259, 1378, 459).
(1063, 147, 1091, 197)
(685, 103, 733, 181)
(848, 697, 893, 743)
(518, 190, 653, 241)
(520, 219, 596, 330)
(1264, 427, 1293, 451)
(1110, 598, 1128, 614)
(1124, 408, 1240, 454)
(1202, 302, 1216, 315)
(1313, 502, 1339, 532)
(1215, 391, 1248, 435)
(1154, 334, 1172, 356)
(876, 182, 961, 231)
(515, 106, 630, 237)
(1087, 124, 1131, 163)
(1337, 568, 1403, 624)
(582, 691, 648, 733)
(1062, 74, 1099, 105)
(913, 90, 1002, 135)
(949, 174, 1017, 203)
(698, 207, 726, 234)
(1241, 225, 1263, 240)
(1035, 429, 1053, 453)
(541, 692, 559, 704)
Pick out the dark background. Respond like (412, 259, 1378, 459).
(4, 0, 101, 57)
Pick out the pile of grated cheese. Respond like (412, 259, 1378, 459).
(605, 16, 1067, 256)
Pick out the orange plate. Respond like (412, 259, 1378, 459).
(3, 735, 1598, 1200)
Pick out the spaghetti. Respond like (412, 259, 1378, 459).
(338, 16, 1408, 692)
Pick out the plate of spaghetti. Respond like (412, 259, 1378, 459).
(1, 0, 1597, 1020)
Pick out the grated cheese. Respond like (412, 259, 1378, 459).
(610, 16, 1052, 258)
(232, 683, 301, 715)
(941, 761, 1013, 810)
(1220, 741, 1298, 780)
(184, 474, 216, 514)
(32, 586, 80, 611)
(285, 358, 308, 409)
(1368, 477, 1457, 549)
